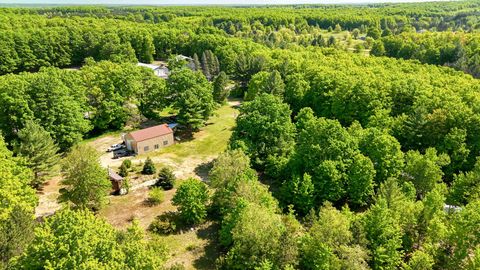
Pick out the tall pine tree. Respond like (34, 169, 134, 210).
(15, 120, 61, 187)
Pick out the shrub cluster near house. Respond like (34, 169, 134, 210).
(1, 2, 480, 269)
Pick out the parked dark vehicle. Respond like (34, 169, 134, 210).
(113, 149, 130, 159)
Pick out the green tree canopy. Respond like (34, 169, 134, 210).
(59, 145, 111, 211)
(14, 120, 60, 187)
(167, 68, 215, 130)
(172, 178, 210, 225)
(10, 209, 167, 269)
(230, 93, 295, 170)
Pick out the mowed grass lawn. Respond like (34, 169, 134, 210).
(136, 101, 239, 162)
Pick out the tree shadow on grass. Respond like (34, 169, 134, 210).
(194, 160, 214, 182)
(193, 222, 222, 270)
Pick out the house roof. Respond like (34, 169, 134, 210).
(109, 169, 124, 182)
(137, 62, 160, 70)
(128, 124, 173, 142)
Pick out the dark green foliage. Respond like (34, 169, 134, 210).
(213, 71, 230, 104)
(122, 159, 132, 169)
(167, 68, 215, 130)
(156, 167, 176, 190)
(142, 157, 156, 175)
(230, 94, 295, 170)
(14, 120, 60, 187)
(0, 206, 35, 269)
(118, 163, 129, 177)
(149, 212, 178, 235)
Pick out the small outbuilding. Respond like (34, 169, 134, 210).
(108, 168, 124, 194)
(123, 124, 174, 155)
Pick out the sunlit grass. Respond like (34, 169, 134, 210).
(137, 103, 238, 160)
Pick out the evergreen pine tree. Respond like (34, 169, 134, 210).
(15, 120, 61, 187)
(201, 51, 210, 80)
(193, 53, 201, 71)
(142, 157, 156, 175)
(213, 71, 230, 103)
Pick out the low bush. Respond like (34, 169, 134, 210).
(147, 187, 164, 205)
(149, 212, 178, 235)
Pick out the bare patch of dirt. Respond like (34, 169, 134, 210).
(35, 176, 62, 218)
(100, 186, 178, 229)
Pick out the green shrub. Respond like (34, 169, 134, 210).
(157, 167, 176, 190)
(122, 159, 132, 169)
(142, 157, 156, 175)
(119, 163, 129, 177)
(149, 212, 177, 235)
(148, 187, 164, 205)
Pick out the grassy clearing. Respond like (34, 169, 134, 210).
(137, 102, 238, 160)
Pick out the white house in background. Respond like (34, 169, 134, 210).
(175, 55, 196, 70)
(137, 63, 170, 79)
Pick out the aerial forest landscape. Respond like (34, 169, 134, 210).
(1, 0, 480, 269)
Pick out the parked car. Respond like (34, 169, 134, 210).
(113, 149, 130, 159)
(107, 143, 125, 152)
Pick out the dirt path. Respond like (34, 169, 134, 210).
(35, 176, 62, 218)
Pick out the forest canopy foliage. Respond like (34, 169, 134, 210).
(1, 2, 480, 269)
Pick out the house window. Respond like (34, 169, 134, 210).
(163, 140, 169, 146)
(144, 146, 149, 152)
(154, 144, 159, 149)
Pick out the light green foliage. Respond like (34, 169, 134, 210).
(10, 209, 167, 269)
(59, 145, 111, 211)
(230, 94, 295, 170)
(224, 202, 285, 270)
(406, 250, 434, 270)
(359, 128, 404, 184)
(167, 68, 215, 130)
(291, 109, 374, 206)
(0, 137, 37, 267)
(284, 73, 310, 113)
(281, 173, 315, 216)
(148, 187, 165, 205)
(139, 75, 168, 119)
(172, 178, 210, 225)
(402, 148, 450, 198)
(300, 203, 369, 270)
(245, 70, 285, 101)
(0, 137, 37, 220)
(14, 120, 60, 187)
(364, 198, 404, 270)
(0, 68, 91, 150)
(81, 60, 147, 130)
(449, 158, 480, 205)
(447, 200, 480, 268)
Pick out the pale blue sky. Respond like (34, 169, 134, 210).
(0, 0, 452, 6)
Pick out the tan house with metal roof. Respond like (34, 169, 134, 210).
(123, 124, 174, 155)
